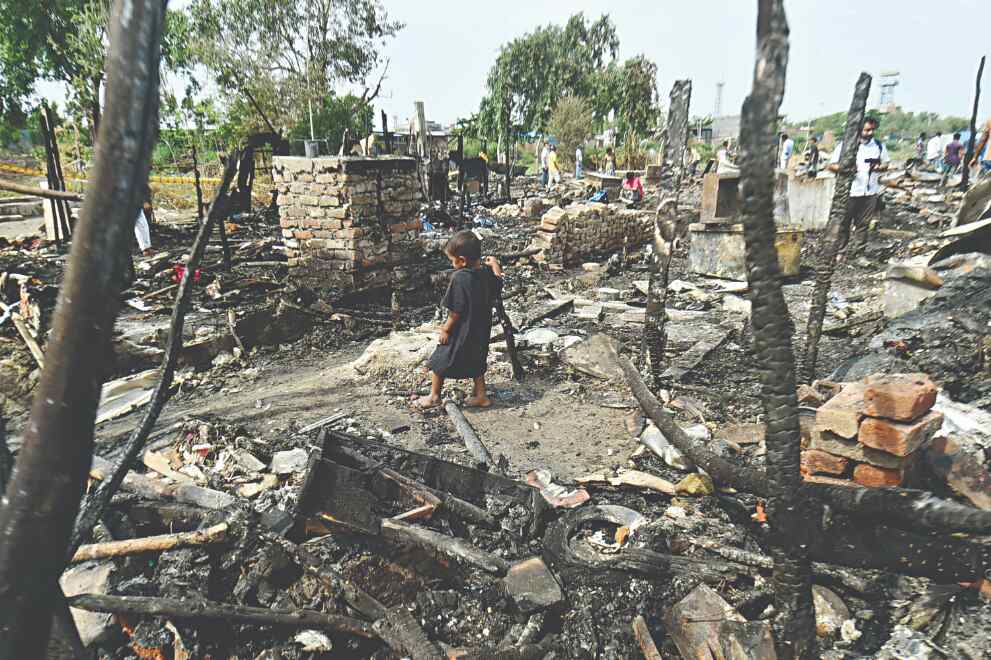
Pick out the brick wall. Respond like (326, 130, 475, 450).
(530, 202, 654, 266)
(273, 156, 420, 291)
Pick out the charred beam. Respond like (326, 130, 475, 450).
(67, 593, 375, 638)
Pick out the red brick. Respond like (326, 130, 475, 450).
(293, 230, 313, 240)
(852, 463, 904, 487)
(801, 450, 849, 476)
(858, 410, 943, 457)
(814, 382, 866, 439)
(862, 373, 937, 421)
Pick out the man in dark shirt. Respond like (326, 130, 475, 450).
(944, 132, 965, 174)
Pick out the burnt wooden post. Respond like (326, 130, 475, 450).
(457, 134, 466, 222)
(39, 109, 71, 246)
(962, 56, 986, 190)
(381, 110, 393, 154)
(738, 1, 816, 656)
(191, 142, 205, 223)
(503, 107, 512, 201)
(0, 0, 166, 655)
(799, 73, 872, 384)
(44, 104, 73, 239)
(415, 101, 430, 201)
(641, 80, 692, 383)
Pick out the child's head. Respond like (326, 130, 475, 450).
(625, 171, 636, 182)
(444, 230, 482, 269)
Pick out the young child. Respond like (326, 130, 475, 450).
(413, 230, 504, 411)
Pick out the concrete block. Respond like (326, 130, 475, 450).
(700, 172, 740, 221)
(687, 223, 801, 280)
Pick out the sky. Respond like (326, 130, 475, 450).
(367, 0, 991, 128)
(38, 0, 991, 129)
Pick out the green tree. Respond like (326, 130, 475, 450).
(547, 96, 593, 168)
(188, 0, 401, 137)
(0, 0, 86, 133)
(0, 0, 196, 140)
(477, 12, 619, 145)
(286, 93, 374, 154)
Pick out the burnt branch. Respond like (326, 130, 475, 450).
(961, 56, 986, 190)
(0, 0, 166, 655)
(799, 73, 872, 383)
(618, 356, 767, 495)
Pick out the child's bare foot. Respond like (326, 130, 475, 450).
(411, 394, 443, 412)
(464, 395, 492, 408)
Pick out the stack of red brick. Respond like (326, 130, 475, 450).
(802, 374, 943, 487)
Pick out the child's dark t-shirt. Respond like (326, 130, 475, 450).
(428, 267, 502, 379)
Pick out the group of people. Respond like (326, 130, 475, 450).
(918, 131, 966, 174)
(917, 118, 991, 178)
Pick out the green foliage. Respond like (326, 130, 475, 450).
(476, 12, 658, 151)
(803, 108, 969, 143)
(286, 93, 374, 154)
(188, 0, 401, 136)
(477, 13, 620, 140)
(547, 96, 594, 168)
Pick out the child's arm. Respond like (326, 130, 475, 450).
(483, 256, 504, 278)
(438, 311, 460, 345)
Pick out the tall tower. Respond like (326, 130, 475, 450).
(714, 82, 725, 118)
(878, 71, 900, 113)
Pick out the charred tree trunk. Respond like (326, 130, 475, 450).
(0, 1, 165, 656)
(641, 80, 692, 383)
(961, 56, 986, 190)
(69, 152, 240, 555)
(798, 73, 872, 384)
(737, 2, 816, 658)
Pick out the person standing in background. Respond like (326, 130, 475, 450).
(969, 115, 991, 177)
(575, 144, 584, 180)
(539, 141, 550, 188)
(804, 136, 821, 178)
(926, 131, 943, 171)
(915, 132, 927, 165)
(603, 147, 617, 176)
(827, 116, 889, 255)
(547, 145, 561, 188)
(779, 133, 795, 170)
(943, 133, 964, 174)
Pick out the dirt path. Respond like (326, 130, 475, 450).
(95, 343, 633, 481)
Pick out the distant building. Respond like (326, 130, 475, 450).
(708, 115, 741, 145)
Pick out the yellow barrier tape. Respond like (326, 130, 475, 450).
(0, 161, 221, 185)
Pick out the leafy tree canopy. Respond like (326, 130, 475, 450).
(477, 12, 659, 147)
(188, 0, 401, 136)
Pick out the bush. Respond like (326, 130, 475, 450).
(547, 96, 594, 168)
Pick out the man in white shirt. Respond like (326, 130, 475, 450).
(575, 145, 583, 180)
(716, 140, 737, 174)
(780, 133, 795, 170)
(828, 116, 890, 254)
(926, 132, 943, 171)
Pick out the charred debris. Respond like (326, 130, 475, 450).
(2, 1, 991, 658)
